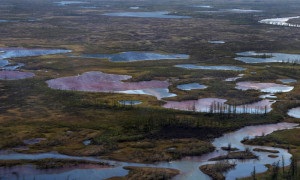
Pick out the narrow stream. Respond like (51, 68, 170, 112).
(0, 122, 297, 180)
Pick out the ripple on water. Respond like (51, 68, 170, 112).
(236, 82, 294, 93)
(288, 107, 300, 118)
(103, 11, 191, 18)
(46, 71, 176, 100)
(69, 52, 189, 62)
(176, 64, 246, 71)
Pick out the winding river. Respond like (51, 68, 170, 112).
(0, 122, 297, 180)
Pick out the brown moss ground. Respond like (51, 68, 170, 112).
(107, 166, 180, 180)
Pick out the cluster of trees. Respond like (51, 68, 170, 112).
(251, 156, 298, 180)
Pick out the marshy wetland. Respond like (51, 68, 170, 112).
(1, 0, 300, 179)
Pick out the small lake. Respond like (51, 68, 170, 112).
(209, 41, 225, 44)
(225, 74, 244, 82)
(118, 100, 142, 105)
(69, 52, 189, 62)
(287, 107, 300, 118)
(162, 98, 275, 114)
(175, 64, 246, 71)
(83, 140, 91, 146)
(235, 51, 300, 63)
(177, 83, 207, 90)
(55, 1, 87, 6)
(236, 82, 294, 93)
(277, 79, 297, 83)
(191, 5, 212, 8)
(129, 7, 140, 10)
(259, 16, 300, 27)
(103, 11, 191, 18)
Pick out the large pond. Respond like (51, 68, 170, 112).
(236, 82, 294, 93)
(0, 122, 297, 180)
(177, 83, 207, 90)
(175, 64, 246, 71)
(103, 11, 191, 18)
(287, 107, 300, 118)
(235, 51, 300, 63)
(162, 98, 275, 114)
(69, 52, 189, 62)
(46, 71, 176, 100)
(259, 16, 300, 27)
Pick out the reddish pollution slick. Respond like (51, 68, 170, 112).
(0, 70, 35, 80)
(46, 71, 175, 99)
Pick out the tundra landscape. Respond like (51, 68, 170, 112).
(0, 0, 300, 179)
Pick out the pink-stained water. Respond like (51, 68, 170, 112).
(162, 98, 275, 114)
(46, 71, 173, 99)
(0, 70, 35, 80)
(236, 82, 293, 93)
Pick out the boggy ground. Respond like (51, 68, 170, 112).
(107, 166, 180, 180)
(0, 0, 300, 169)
